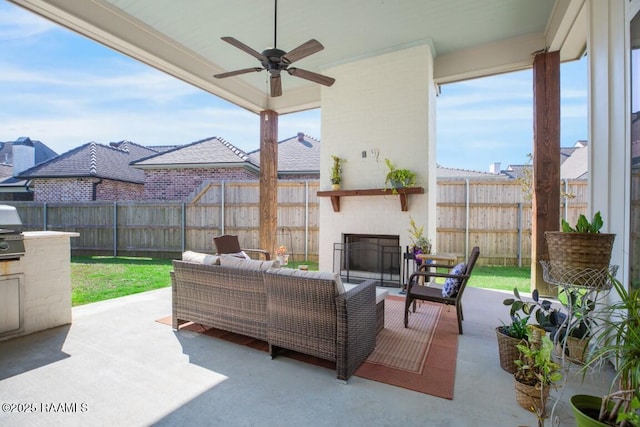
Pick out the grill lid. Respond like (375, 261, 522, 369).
(0, 205, 22, 233)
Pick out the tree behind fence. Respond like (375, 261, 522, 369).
(7, 179, 587, 265)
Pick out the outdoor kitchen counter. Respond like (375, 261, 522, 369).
(0, 231, 79, 341)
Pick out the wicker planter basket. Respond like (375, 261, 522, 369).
(544, 232, 615, 288)
(514, 378, 550, 414)
(555, 336, 589, 364)
(496, 327, 524, 374)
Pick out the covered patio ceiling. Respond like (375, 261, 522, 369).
(9, 0, 586, 114)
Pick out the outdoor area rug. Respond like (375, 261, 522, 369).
(156, 295, 458, 399)
(354, 295, 459, 399)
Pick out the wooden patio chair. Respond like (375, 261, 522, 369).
(213, 234, 271, 260)
(404, 246, 480, 334)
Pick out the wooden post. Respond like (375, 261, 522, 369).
(532, 50, 560, 297)
(259, 110, 278, 256)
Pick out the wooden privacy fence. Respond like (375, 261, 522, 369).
(7, 179, 587, 265)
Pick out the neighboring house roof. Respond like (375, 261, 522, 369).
(145, 144, 182, 153)
(0, 164, 12, 178)
(131, 137, 258, 171)
(18, 141, 157, 184)
(0, 137, 58, 166)
(561, 143, 588, 179)
(248, 132, 320, 174)
(500, 164, 530, 180)
(436, 165, 507, 179)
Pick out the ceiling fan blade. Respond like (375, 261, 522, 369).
(221, 36, 267, 62)
(287, 68, 335, 87)
(214, 67, 263, 79)
(270, 74, 282, 97)
(282, 39, 324, 64)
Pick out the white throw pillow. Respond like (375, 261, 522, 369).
(442, 262, 466, 298)
(182, 251, 220, 265)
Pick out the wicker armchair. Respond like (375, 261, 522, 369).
(264, 270, 377, 382)
(213, 234, 271, 260)
(404, 246, 480, 334)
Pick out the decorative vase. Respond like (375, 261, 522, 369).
(276, 254, 289, 265)
(332, 183, 340, 190)
(496, 327, 524, 374)
(570, 395, 612, 427)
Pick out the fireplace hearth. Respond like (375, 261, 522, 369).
(333, 234, 401, 287)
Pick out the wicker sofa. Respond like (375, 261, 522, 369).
(170, 253, 380, 381)
(264, 268, 377, 382)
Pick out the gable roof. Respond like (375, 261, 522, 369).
(248, 133, 320, 174)
(131, 137, 258, 171)
(18, 141, 157, 184)
(436, 165, 508, 180)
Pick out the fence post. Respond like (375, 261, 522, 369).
(517, 202, 522, 267)
(465, 179, 470, 260)
(221, 180, 225, 235)
(113, 202, 117, 257)
(304, 180, 309, 261)
(43, 202, 47, 231)
(181, 202, 186, 253)
(563, 178, 569, 222)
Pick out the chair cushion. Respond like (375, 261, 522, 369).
(182, 251, 220, 265)
(220, 254, 280, 271)
(442, 262, 466, 297)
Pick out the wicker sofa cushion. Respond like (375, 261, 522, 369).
(220, 254, 281, 271)
(267, 267, 346, 295)
(182, 251, 220, 265)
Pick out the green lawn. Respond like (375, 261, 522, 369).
(71, 256, 173, 306)
(70, 256, 530, 306)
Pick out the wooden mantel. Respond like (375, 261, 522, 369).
(316, 187, 424, 212)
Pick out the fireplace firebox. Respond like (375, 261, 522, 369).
(333, 234, 401, 287)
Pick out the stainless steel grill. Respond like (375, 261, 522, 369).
(0, 205, 24, 260)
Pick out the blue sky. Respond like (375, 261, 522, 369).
(0, 2, 587, 172)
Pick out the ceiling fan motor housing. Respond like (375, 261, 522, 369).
(261, 48, 287, 73)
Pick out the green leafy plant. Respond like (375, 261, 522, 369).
(503, 287, 557, 334)
(384, 158, 416, 192)
(577, 276, 640, 426)
(408, 216, 431, 254)
(514, 326, 563, 387)
(330, 155, 345, 185)
(562, 211, 604, 233)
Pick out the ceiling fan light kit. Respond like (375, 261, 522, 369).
(213, 0, 335, 97)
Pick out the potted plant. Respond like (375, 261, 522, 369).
(330, 155, 344, 190)
(571, 277, 640, 426)
(550, 287, 598, 364)
(407, 216, 431, 267)
(275, 245, 289, 265)
(544, 212, 615, 288)
(384, 158, 416, 193)
(497, 288, 557, 373)
(513, 325, 563, 416)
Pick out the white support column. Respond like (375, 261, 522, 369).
(586, 0, 627, 279)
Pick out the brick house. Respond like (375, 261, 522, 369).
(131, 133, 320, 201)
(18, 141, 157, 202)
(0, 137, 58, 201)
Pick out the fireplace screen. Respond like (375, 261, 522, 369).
(333, 234, 401, 287)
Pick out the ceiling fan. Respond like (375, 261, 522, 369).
(213, 0, 335, 97)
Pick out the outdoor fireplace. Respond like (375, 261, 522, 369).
(333, 234, 401, 286)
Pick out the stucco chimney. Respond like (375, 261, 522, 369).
(297, 132, 305, 142)
(489, 162, 501, 174)
(12, 137, 35, 176)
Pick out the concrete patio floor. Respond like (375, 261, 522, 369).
(0, 286, 613, 427)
